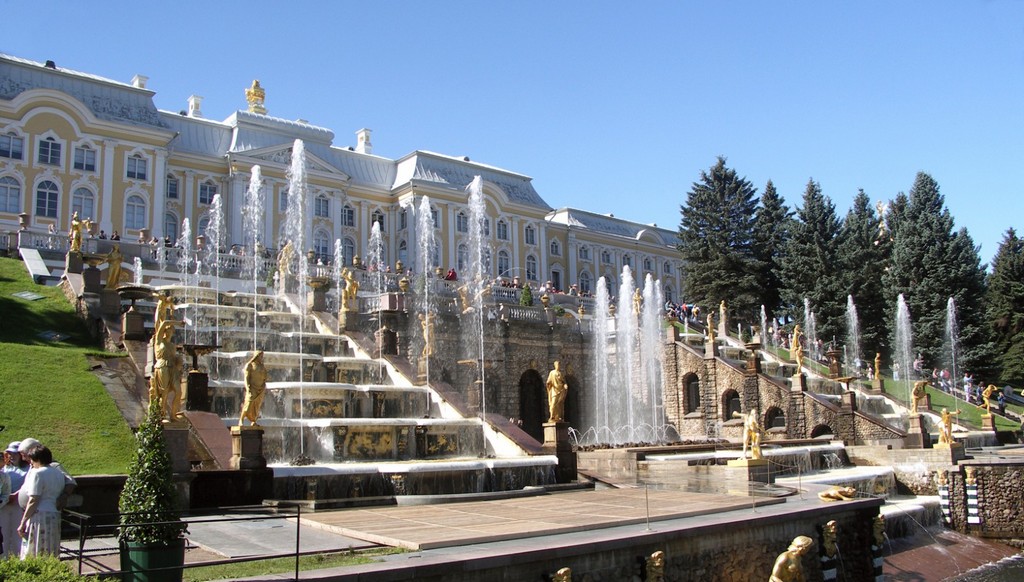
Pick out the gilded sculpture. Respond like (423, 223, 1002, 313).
(874, 352, 882, 379)
(790, 324, 804, 369)
(769, 535, 813, 582)
(419, 313, 435, 358)
(646, 550, 665, 582)
(912, 380, 929, 413)
(982, 384, 997, 415)
(68, 211, 91, 253)
(546, 361, 568, 423)
(154, 293, 175, 330)
(104, 244, 124, 289)
(733, 409, 763, 460)
(872, 515, 886, 547)
(706, 313, 715, 344)
(938, 407, 961, 445)
(239, 350, 267, 426)
(150, 319, 183, 421)
(965, 466, 977, 486)
(341, 267, 359, 311)
(817, 486, 856, 502)
(821, 520, 838, 558)
(245, 79, 267, 114)
(632, 287, 643, 315)
(552, 567, 571, 582)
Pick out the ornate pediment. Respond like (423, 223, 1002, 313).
(245, 145, 349, 181)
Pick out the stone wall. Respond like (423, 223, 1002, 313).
(945, 460, 1024, 539)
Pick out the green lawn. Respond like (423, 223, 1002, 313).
(183, 548, 404, 581)
(0, 256, 135, 475)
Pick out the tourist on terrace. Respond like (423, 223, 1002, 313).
(0, 441, 20, 557)
(17, 446, 63, 558)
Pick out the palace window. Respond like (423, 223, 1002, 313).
(497, 250, 510, 277)
(164, 213, 179, 241)
(126, 154, 148, 180)
(482, 217, 490, 237)
(398, 240, 408, 265)
(73, 146, 96, 172)
(399, 210, 407, 230)
(0, 177, 21, 213)
(313, 229, 331, 262)
(457, 244, 469, 272)
(431, 208, 439, 228)
(342, 237, 356, 266)
(622, 255, 631, 267)
(371, 210, 385, 232)
(579, 271, 592, 294)
(0, 133, 24, 160)
(72, 188, 95, 220)
(165, 175, 179, 199)
(314, 194, 330, 218)
(578, 245, 590, 261)
(550, 240, 561, 256)
(643, 258, 653, 272)
(199, 180, 218, 205)
(35, 180, 59, 218)
(341, 204, 355, 227)
(664, 261, 672, 275)
(456, 212, 469, 233)
(497, 219, 509, 241)
(525, 255, 538, 281)
(125, 195, 147, 230)
(38, 137, 61, 166)
(601, 250, 612, 264)
(524, 225, 536, 245)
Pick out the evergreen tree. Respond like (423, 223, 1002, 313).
(836, 190, 889, 363)
(780, 179, 845, 343)
(882, 172, 990, 376)
(678, 157, 762, 327)
(752, 180, 791, 323)
(986, 229, 1024, 385)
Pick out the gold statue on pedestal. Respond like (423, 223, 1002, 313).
(277, 241, 294, 289)
(646, 550, 665, 582)
(150, 319, 183, 422)
(546, 361, 568, 423)
(419, 313, 435, 358)
(245, 79, 267, 114)
(769, 535, 813, 582)
(912, 380, 929, 413)
(340, 267, 359, 311)
(154, 293, 175, 330)
(938, 407, 961, 445)
(68, 211, 91, 253)
(104, 244, 124, 289)
(733, 410, 763, 460)
(240, 351, 267, 426)
(790, 325, 804, 370)
(982, 384, 997, 415)
(552, 567, 571, 582)
(821, 520, 838, 558)
(632, 287, 643, 315)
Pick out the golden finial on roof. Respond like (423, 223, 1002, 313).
(245, 79, 266, 115)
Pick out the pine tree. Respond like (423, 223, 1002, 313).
(836, 190, 890, 363)
(678, 157, 762, 327)
(752, 180, 791, 323)
(986, 229, 1024, 385)
(882, 172, 990, 376)
(780, 179, 845, 343)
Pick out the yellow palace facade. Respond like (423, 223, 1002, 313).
(0, 53, 683, 300)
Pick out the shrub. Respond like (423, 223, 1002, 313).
(519, 285, 534, 307)
(0, 555, 92, 581)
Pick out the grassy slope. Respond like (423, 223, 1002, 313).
(0, 256, 135, 475)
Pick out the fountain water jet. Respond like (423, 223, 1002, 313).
(945, 297, 961, 400)
(282, 140, 309, 457)
(894, 294, 914, 405)
(243, 165, 265, 351)
(464, 176, 488, 417)
(846, 295, 862, 377)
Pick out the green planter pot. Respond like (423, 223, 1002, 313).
(119, 539, 185, 582)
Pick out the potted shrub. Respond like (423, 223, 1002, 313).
(118, 399, 187, 582)
(519, 285, 534, 307)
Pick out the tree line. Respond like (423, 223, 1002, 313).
(677, 156, 1023, 386)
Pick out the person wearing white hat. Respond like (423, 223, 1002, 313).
(0, 441, 24, 557)
(16, 439, 76, 512)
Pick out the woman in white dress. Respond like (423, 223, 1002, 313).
(17, 446, 64, 557)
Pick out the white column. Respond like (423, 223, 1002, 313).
(447, 205, 457, 270)
(99, 139, 117, 233)
(183, 170, 195, 227)
(539, 224, 548, 284)
(567, 232, 577, 287)
(510, 217, 520, 275)
(152, 149, 167, 239)
(229, 171, 245, 248)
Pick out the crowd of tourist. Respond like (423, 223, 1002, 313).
(0, 438, 76, 559)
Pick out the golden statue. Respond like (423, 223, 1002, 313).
(872, 515, 886, 547)
(154, 293, 175, 330)
(935, 470, 947, 487)
(245, 79, 266, 114)
(68, 211, 91, 253)
(769, 535, 813, 582)
(912, 381, 929, 413)
(733, 409, 762, 460)
(632, 287, 643, 315)
(457, 276, 492, 313)
(706, 313, 715, 344)
(817, 486, 856, 502)
(104, 244, 124, 289)
(239, 350, 267, 426)
(546, 361, 568, 423)
(150, 319, 183, 421)
(646, 550, 665, 582)
(982, 384, 997, 415)
(821, 520, 838, 558)
(419, 313, 434, 358)
(277, 241, 294, 284)
(938, 407, 961, 445)
(790, 325, 804, 369)
(719, 299, 727, 324)
(552, 567, 571, 582)
(341, 267, 359, 310)
(874, 352, 882, 379)
(965, 465, 977, 486)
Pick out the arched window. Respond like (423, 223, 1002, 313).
(313, 229, 331, 262)
(432, 245, 440, 268)
(497, 250, 510, 277)
(578, 271, 592, 294)
(197, 217, 210, 238)
(622, 254, 632, 267)
(722, 390, 741, 421)
(314, 194, 330, 218)
(524, 225, 536, 245)
(399, 210, 408, 230)
(125, 195, 147, 230)
(35, 180, 59, 218)
(0, 176, 21, 213)
(550, 240, 560, 256)
(341, 204, 355, 227)
(126, 153, 148, 180)
(456, 211, 469, 233)
(482, 217, 490, 237)
(165, 174, 179, 199)
(765, 407, 786, 430)
(37, 137, 61, 166)
(684, 373, 701, 414)
(343, 237, 356, 266)
(578, 245, 590, 261)
(164, 213, 179, 242)
(199, 180, 217, 205)
(72, 188, 95, 221)
(525, 255, 538, 281)
(497, 219, 509, 241)
(605, 276, 617, 295)
(663, 261, 672, 275)
(398, 240, 408, 265)
(278, 188, 289, 212)
(371, 210, 385, 232)
(601, 250, 612, 264)
(457, 244, 469, 272)
(664, 285, 673, 303)
(643, 257, 653, 272)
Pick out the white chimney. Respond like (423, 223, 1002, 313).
(355, 128, 373, 154)
(187, 95, 203, 118)
(131, 74, 148, 89)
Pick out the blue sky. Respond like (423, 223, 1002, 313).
(4, 1, 1022, 267)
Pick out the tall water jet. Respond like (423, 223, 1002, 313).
(133, 256, 143, 285)
(945, 297, 961, 399)
(615, 267, 638, 442)
(243, 165, 265, 351)
(894, 294, 914, 405)
(331, 238, 343, 311)
(282, 140, 309, 457)
(804, 298, 818, 362)
(760, 305, 768, 347)
(176, 218, 194, 343)
(464, 176, 489, 417)
(366, 221, 385, 380)
(639, 273, 665, 440)
(416, 195, 437, 383)
(205, 193, 225, 359)
(587, 276, 612, 443)
(846, 295, 862, 376)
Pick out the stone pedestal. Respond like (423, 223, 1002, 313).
(122, 306, 147, 341)
(82, 264, 102, 293)
(162, 422, 192, 474)
(870, 378, 885, 395)
(231, 425, 267, 470)
(308, 286, 327, 312)
(340, 306, 358, 331)
(542, 422, 577, 483)
(725, 457, 771, 484)
(186, 370, 211, 412)
(905, 414, 930, 449)
(100, 289, 120, 315)
(916, 394, 932, 413)
(65, 251, 83, 275)
(932, 442, 967, 463)
(791, 373, 807, 392)
(980, 414, 996, 432)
